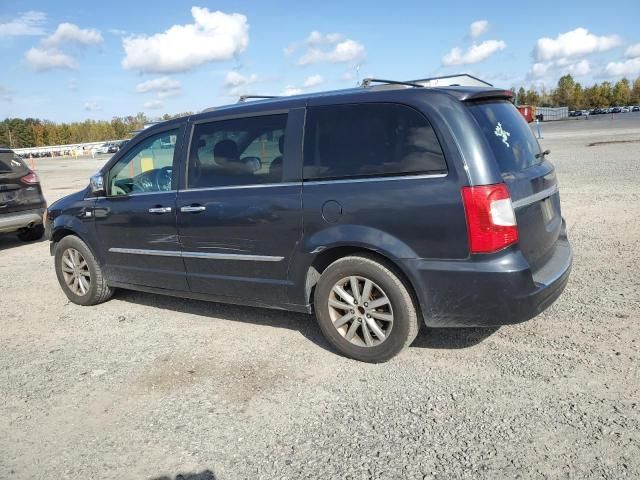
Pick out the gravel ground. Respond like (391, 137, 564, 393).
(1, 115, 639, 479)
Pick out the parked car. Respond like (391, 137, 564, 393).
(45, 82, 572, 362)
(106, 143, 120, 154)
(0, 149, 47, 241)
(612, 107, 622, 114)
(620, 107, 630, 113)
(632, 106, 640, 112)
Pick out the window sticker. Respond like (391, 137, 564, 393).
(494, 122, 511, 148)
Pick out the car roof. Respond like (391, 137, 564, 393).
(142, 84, 511, 135)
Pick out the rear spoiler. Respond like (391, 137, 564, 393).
(435, 86, 514, 102)
(458, 89, 514, 102)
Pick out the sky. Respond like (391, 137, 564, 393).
(1, 0, 639, 122)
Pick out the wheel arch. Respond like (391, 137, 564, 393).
(303, 245, 421, 315)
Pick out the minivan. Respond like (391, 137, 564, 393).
(46, 80, 572, 362)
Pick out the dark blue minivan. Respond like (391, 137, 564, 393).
(46, 82, 572, 362)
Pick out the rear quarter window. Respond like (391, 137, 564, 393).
(467, 100, 542, 174)
(303, 103, 447, 180)
(0, 153, 28, 175)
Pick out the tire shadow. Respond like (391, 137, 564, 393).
(150, 470, 217, 480)
(412, 326, 500, 349)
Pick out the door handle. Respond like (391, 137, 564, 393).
(148, 206, 172, 214)
(180, 205, 206, 213)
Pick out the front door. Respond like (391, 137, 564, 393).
(176, 111, 303, 304)
(94, 125, 188, 291)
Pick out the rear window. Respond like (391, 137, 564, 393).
(467, 100, 542, 173)
(303, 103, 446, 180)
(0, 152, 28, 175)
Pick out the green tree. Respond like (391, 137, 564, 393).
(612, 78, 631, 106)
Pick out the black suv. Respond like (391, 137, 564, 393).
(0, 149, 47, 241)
(46, 82, 572, 362)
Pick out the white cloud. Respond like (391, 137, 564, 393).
(223, 71, 258, 95)
(136, 77, 182, 99)
(24, 22, 102, 72)
(122, 7, 249, 74)
(604, 57, 640, 76)
(290, 31, 366, 66)
(280, 85, 303, 96)
(625, 43, 640, 58)
(143, 100, 164, 110)
(25, 47, 77, 71)
(306, 30, 344, 46)
(442, 40, 506, 66)
(83, 101, 102, 112)
(298, 38, 366, 66)
(567, 59, 591, 76)
(42, 23, 103, 48)
(0, 11, 46, 37)
(303, 74, 324, 88)
(533, 28, 623, 62)
(528, 58, 591, 79)
(469, 20, 489, 38)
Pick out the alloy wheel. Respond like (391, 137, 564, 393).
(61, 247, 91, 296)
(327, 276, 394, 347)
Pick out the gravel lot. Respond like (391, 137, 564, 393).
(1, 114, 639, 479)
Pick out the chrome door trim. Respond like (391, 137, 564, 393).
(109, 247, 284, 262)
(512, 184, 559, 209)
(180, 182, 299, 193)
(302, 172, 447, 186)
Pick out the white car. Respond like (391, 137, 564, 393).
(620, 107, 630, 113)
(92, 143, 110, 155)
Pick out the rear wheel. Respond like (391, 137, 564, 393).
(54, 235, 113, 306)
(314, 255, 419, 362)
(17, 224, 44, 242)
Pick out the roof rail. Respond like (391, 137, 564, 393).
(361, 78, 424, 88)
(237, 95, 279, 103)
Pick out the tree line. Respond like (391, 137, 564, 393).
(515, 75, 640, 111)
(0, 112, 191, 149)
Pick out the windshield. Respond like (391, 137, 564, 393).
(468, 100, 542, 174)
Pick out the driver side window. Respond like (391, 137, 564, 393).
(108, 129, 179, 196)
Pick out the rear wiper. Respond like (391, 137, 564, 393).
(535, 149, 551, 159)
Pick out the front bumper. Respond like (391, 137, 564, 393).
(402, 234, 572, 327)
(0, 208, 45, 234)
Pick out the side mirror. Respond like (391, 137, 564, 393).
(90, 173, 105, 196)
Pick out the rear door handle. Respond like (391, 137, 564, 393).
(180, 205, 206, 213)
(148, 206, 172, 214)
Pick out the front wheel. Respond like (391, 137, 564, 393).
(54, 235, 114, 306)
(314, 255, 419, 363)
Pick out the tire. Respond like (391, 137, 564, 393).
(17, 223, 44, 242)
(54, 235, 114, 306)
(314, 254, 420, 363)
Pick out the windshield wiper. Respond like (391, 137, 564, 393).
(535, 149, 551, 159)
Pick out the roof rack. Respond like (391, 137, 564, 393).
(237, 95, 279, 103)
(361, 78, 424, 88)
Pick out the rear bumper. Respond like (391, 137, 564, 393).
(0, 208, 45, 233)
(402, 233, 572, 327)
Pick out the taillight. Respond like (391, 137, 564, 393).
(20, 171, 39, 185)
(461, 183, 518, 254)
